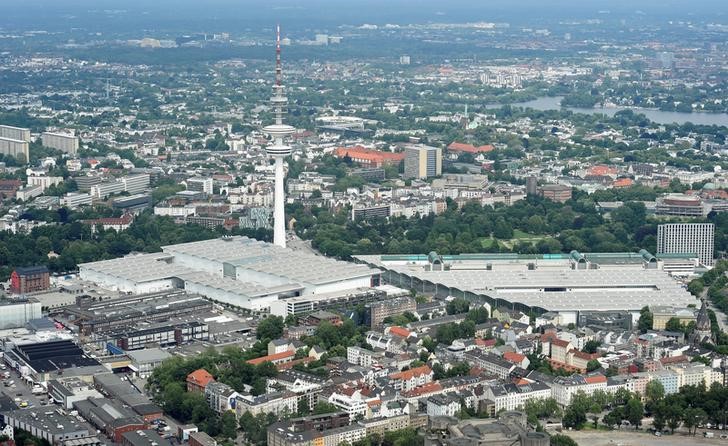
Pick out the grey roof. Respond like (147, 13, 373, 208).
(162, 236, 377, 285)
(365, 263, 694, 312)
(126, 348, 172, 364)
(3, 407, 89, 435)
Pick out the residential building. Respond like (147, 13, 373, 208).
(366, 297, 416, 328)
(657, 223, 715, 267)
(484, 381, 552, 412)
(235, 391, 298, 417)
(426, 394, 461, 417)
(404, 144, 442, 179)
(267, 413, 364, 446)
(10, 266, 50, 294)
(328, 393, 368, 420)
(389, 365, 433, 392)
(0, 137, 29, 163)
(551, 374, 608, 406)
(205, 382, 240, 414)
(187, 369, 215, 393)
(0, 125, 30, 142)
(463, 352, 516, 379)
(41, 132, 79, 154)
(347, 346, 378, 367)
(187, 178, 214, 195)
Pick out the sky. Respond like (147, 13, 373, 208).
(1, 0, 726, 33)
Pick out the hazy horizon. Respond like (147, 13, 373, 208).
(1, 0, 726, 34)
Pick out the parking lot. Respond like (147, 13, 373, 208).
(566, 430, 728, 446)
(0, 367, 46, 409)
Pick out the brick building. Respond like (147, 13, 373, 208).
(10, 266, 50, 294)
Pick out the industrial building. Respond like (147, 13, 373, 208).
(79, 236, 379, 312)
(0, 298, 42, 329)
(60, 290, 213, 335)
(1, 407, 97, 446)
(41, 132, 79, 154)
(4, 340, 106, 384)
(356, 251, 697, 326)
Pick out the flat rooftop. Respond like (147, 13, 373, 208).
(14, 340, 102, 373)
(163, 236, 377, 285)
(357, 255, 696, 313)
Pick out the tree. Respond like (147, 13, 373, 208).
(624, 398, 644, 429)
(256, 316, 284, 340)
(549, 434, 578, 446)
(219, 411, 238, 439)
(645, 380, 665, 410)
(637, 306, 653, 333)
(582, 340, 601, 354)
(665, 317, 685, 333)
(682, 407, 707, 436)
(446, 297, 470, 315)
(586, 359, 601, 372)
(312, 401, 340, 415)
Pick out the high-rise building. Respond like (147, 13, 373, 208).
(0, 137, 29, 163)
(41, 132, 79, 154)
(657, 223, 715, 267)
(262, 25, 295, 248)
(526, 176, 538, 196)
(404, 144, 442, 179)
(186, 177, 214, 195)
(0, 125, 31, 142)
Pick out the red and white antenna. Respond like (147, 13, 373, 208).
(275, 24, 282, 86)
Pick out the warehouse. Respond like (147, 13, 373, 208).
(79, 236, 380, 311)
(5, 340, 106, 384)
(356, 251, 697, 326)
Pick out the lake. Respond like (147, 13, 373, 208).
(486, 96, 728, 127)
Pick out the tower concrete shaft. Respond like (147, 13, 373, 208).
(273, 156, 285, 247)
(262, 24, 295, 248)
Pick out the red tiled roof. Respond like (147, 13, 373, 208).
(588, 165, 617, 176)
(476, 338, 497, 347)
(187, 369, 214, 387)
(84, 215, 133, 226)
(401, 381, 442, 397)
(570, 350, 600, 361)
(503, 352, 527, 364)
(584, 375, 607, 384)
(388, 326, 411, 338)
(246, 350, 295, 366)
(551, 339, 571, 348)
(659, 355, 688, 365)
(389, 365, 432, 381)
(613, 178, 634, 188)
(334, 146, 404, 164)
(448, 142, 495, 154)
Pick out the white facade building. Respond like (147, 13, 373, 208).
(657, 223, 715, 267)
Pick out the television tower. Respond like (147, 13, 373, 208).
(263, 24, 295, 248)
